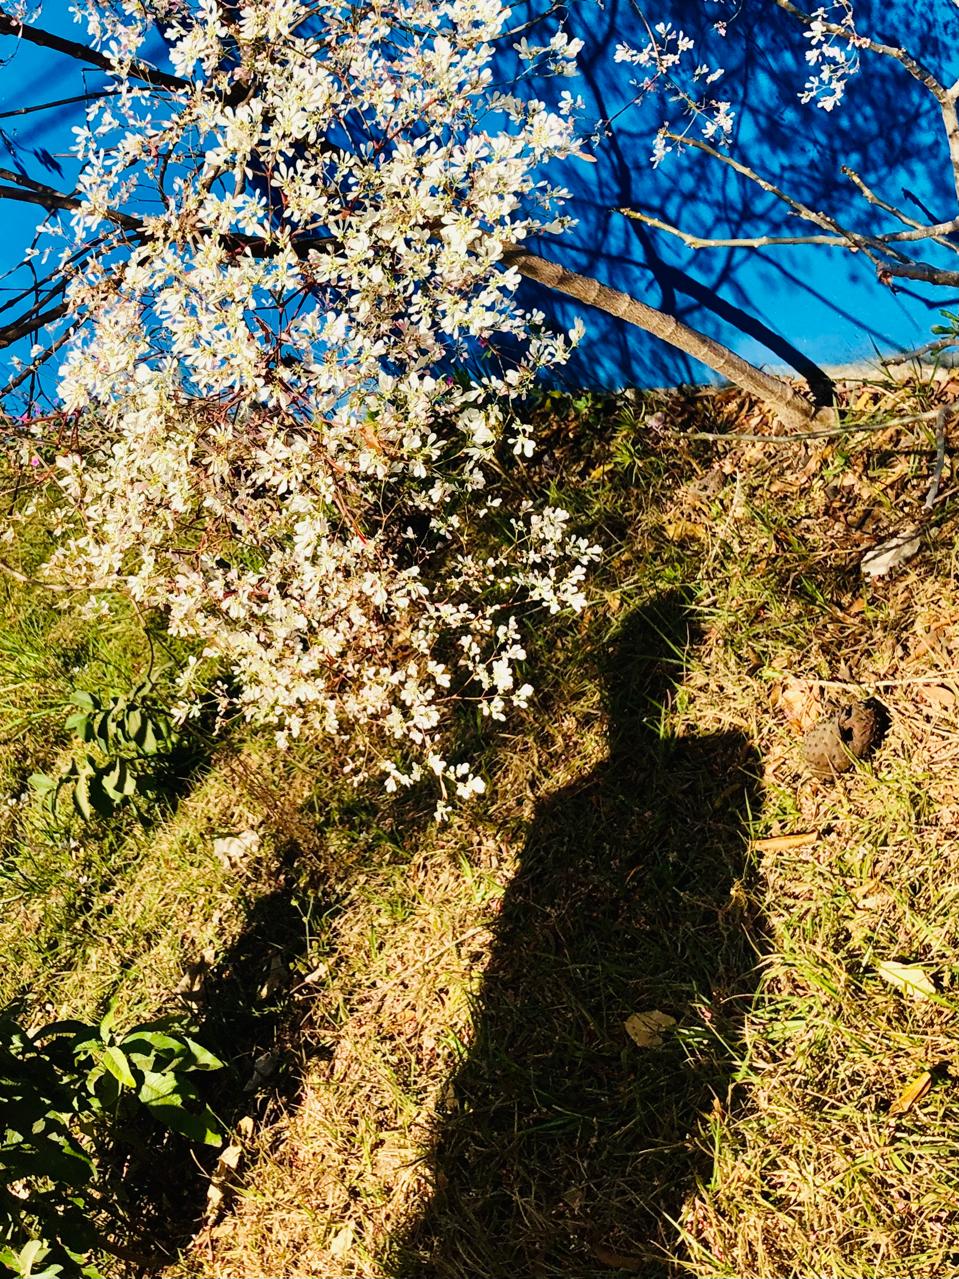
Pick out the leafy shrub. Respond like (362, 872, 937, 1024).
(0, 1003, 223, 1278)
(28, 686, 182, 822)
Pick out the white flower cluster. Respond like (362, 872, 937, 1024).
(799, 2, 863, 112)
(613, 21, 733, 164)
(25, 0, 600, 805)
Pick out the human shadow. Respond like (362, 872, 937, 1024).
(394, 593, 765, 1278)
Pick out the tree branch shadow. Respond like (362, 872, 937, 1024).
(393, 591, 766, 1278)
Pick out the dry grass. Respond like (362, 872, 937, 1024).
(174, 373, 959, 1278)
(7, 372, 959, 1277)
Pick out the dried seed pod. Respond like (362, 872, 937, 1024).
(802, 700, 885, 778)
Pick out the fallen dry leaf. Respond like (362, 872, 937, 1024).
(212, 828, 260, 871)
(328, 1223, 355, 1260)
(752, 832, 817, 853)
(174, 946, 216, 1004)
(775, 676, 823, 734)
(889, 1070, 932, 1117)
(663, 517, 706, 542)
(876, 960, 937, 1000)
(204, 1116, 254, 1223)
(625, 1010, 676, 1048)
(920, 684, 958, 714)
(257, 953, 287, 1000)
(244, 1049, 277, 1092)
(861, 526, 922, 578)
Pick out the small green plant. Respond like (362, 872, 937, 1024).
(0, 1002, 223, 1278)
(28, 687, 182, 821)
(930, 308, 959, 353)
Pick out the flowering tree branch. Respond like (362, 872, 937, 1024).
(13, 0, 928, 807)
(771, 0, 959, 206)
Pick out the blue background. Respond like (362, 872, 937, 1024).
(2, 0, 959, 396)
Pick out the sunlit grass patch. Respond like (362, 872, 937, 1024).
(5, 377, 959, 1277)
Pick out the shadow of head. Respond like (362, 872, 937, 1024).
(600, 588, 699, 754)
(393, 592, 764, 1278)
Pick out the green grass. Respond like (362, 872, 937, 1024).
(4, 377, 959, 1277)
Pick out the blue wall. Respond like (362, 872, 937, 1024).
(512, 0, 959, 388)
(2, 1, 958, 395)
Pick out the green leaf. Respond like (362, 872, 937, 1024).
(27, 773, 55, 796)
(136, 1069, 181, 1107)
(91, 711, 112, 752)
(86, 777, 117, 820)
(99, 758, 127, 803)
(18, 1240, 48, 1275)
(69, 691, 96, 711)
(124, 708, 142, 745)
(72, 774, 92, 822)
(137, 718, 159, 756)
(63, 712, 90, 736)
(3, 1137, 93, 1187)
(145, 1098, 224, 1147)
(99, 1045, 135, 1089)
(121, 1029, 189, 1058)
(98, 999, 118, 1041)
(181, 1038, 224, 1072)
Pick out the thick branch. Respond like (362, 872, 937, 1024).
(505, 248, 827, 432)
(0, 8, 187, 92)
(880, 260, 959, 288)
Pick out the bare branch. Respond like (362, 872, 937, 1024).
(662, 132, 895, 269)
(880, 259, 959, 288)
(881, 218, 959, 245)
(881, 338, 958, 366)
(0, 89, 120, 120)
(0, 320, 79, 397)
(839, 165, 948, 238)
(0, 8, 187, 92)
(0, 298, 70, 349)
(621, 201, 959, 254)
(773, 0, 959, 205)
(667, 404, 950, 443)
(941, 86, 959, 206)
(0, 169, 142, 232)
(618, 206, 869, 251)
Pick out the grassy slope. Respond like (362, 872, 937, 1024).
(4, 376, 959, 1277)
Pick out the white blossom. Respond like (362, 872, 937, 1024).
(14, 0, 598, 810)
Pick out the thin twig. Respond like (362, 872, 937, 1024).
(618, 203, 959, 255)
(0, 321, 78, 397)
(0, 89, 120, 120)
(924, 405, 949, 511)
(617, 207, 858, 251)
(661, 133, 890, 273)
(810, 674, 959, 690)
(663, 405, 948, 443)
(881, 338, 958, 366)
